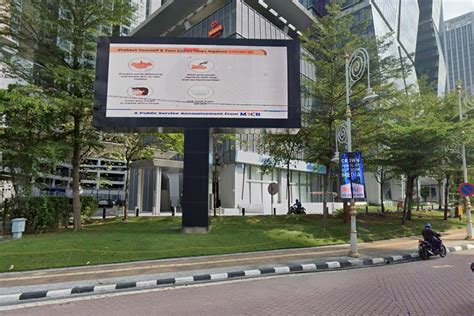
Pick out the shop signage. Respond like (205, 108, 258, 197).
(208, 20, 224, 38)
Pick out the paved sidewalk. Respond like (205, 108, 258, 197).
(0, 228, 473, 305)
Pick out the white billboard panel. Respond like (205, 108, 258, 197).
(105, 43, 288, 119)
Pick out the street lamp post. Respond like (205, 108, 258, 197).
(334, 48, 377, 257)
(456, 81, 473, 240)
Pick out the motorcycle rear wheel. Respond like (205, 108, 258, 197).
(420, 248, 429, 260)
(439, 245, 447, 257)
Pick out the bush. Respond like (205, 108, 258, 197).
(4, 196, 68, 233)
(81, 196, 98, 220)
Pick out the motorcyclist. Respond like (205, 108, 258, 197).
(422, 223, 441, 252)
(294, 199, 302, 213)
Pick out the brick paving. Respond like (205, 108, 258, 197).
(4, 249, 473, 316)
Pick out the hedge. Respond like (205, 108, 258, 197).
(2, 195, 98, 233)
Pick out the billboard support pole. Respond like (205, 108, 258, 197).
(182, 128, 211, 234)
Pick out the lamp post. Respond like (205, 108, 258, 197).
(339, 47, 377, 257)
(456, 81, 473, 240)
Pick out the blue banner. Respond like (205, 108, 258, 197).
(339, 152, 365, 200)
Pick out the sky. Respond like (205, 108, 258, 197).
(443, 0, 474, 20)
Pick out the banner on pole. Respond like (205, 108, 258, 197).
(339, 152, 365, 200)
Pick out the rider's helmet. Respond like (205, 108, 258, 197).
(424, 223, 432, 230)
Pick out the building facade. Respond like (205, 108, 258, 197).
(127, 0, 338, 216)
(415, 0, 447, 95)
(443, 11, 474, 93)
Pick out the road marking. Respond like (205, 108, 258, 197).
(46, 289, 71, 298)
(301, 263, 316, 271)
(136, 280, 156, 288)
(274, 266, 290, 274)
(244, 270, 261, 277)
(431, 265, 454, 269)
(210, 273, 227, 280)
(174, 276, 194, 284)
(327, 262, 341, 269)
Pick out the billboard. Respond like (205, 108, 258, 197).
(339, 152, 366, 200)
(94, 37, 300, 132)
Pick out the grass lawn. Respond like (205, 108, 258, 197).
(0, 211, 464, 272)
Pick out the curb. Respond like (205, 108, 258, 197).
(1, 243, 473, 306)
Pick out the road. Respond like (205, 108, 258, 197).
(3, 250, 473, 315)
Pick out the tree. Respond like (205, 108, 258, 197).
(260, 133, 305, 213)
(101, 133, 183, 222)
(1, 0, 133, 230)
(372, 84, 461, 223)
(0, 86, 69, 195)
(300, 1, 405, 224)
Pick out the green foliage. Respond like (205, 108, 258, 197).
(3, 196, 68, 233)
(0, 87, 69, 193)
(0, 0, 134, 230)
(80, 196, 98, 220)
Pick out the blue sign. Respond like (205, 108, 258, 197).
(458, 182, 474, 197)
(339, 152, 365, 200)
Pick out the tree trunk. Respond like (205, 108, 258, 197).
(437, 179, 442, 210)
(402, 175, 415, 223)
(72, 115, 82, 231)
(286, 161, 291, 213)
(123, 161, 131, 223)
(443, 174, 450, 221)
(416, 177, 420, 211)
(380, 168, 385, 213)
(322, 165, 330, 227)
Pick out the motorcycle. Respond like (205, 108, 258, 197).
(418, 236, 447, 260)
(288, 205, 306, 215)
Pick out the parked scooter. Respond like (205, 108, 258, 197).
(418, 236, 447, 260)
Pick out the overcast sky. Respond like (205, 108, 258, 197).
(443, 0, 474, 20)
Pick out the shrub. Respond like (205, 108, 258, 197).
(81, 196, 98, 220)
(4, 196, 68, 233)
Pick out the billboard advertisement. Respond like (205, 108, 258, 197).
(94, 37, 300, 132)
(339, 152, 366, 200)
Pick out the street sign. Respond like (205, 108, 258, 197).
(268, 182, 279, 195)
(458, 182, 474, 197)
(339, 152, 366, 200)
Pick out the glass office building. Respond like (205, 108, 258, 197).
(443, 12, 474, 94)
(415, 0, 447, 95)
(128, 0, 333, 215)
(299, 0, 420, 91)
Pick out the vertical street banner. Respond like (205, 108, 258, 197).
(339, 152, 365, 200)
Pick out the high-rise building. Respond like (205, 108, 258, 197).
(443, 11, 474, 93)
(299, 0, 420, 91)
(415, 0, 446, 95)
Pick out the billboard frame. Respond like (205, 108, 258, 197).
(93, 36, 301, 133)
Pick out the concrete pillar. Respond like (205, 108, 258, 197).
(153, 167, 162, 216)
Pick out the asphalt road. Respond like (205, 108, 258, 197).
(3, 250, 473, 315)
